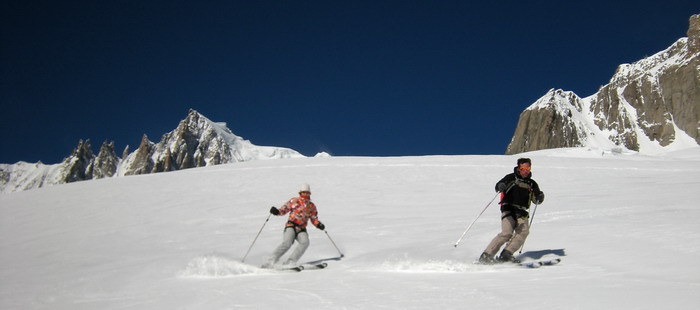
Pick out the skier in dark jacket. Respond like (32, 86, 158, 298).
(479, 158, 545, 264)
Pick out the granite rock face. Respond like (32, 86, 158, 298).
(507, 14, 699, 154)
(93, 141, 119, 179)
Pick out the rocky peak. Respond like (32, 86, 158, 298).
(61, 139, 95, 183)
(506, 14, 699, 154)
(151, 109, 234, 172)
(93, 141, 119, 179)
(1, 109, 305, 193)
(121, 135, 155, 176)
(506, 89, 587, 154)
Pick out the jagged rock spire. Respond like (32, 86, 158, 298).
(93, 141, 119, 179)
(61, 139, 95, 183)
(2, 109, 304, 193)
(122, 135, 155, 176)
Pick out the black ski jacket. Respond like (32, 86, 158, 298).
(495, 167, 543, 218)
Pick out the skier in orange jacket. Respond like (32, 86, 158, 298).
(263, 184, 325, 267)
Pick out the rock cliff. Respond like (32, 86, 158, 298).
(507, 14, 699, 154)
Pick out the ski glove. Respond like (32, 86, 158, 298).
(316, 222, 325, 230)
(270, 206, 280, 215)
(496, 182, 507, 192)
(534, 192, 545, 204)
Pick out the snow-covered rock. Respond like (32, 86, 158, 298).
(507, 14, 699, 155)
(117, 109, 303, 176)
(0, 110, 304, 193)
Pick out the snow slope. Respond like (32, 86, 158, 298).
(1, 148, 699, 309)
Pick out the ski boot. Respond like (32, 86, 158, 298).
(497, 250, 520, 263)
(478, 252, 497, 264)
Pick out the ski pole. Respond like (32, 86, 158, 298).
(529, 202, 539, 226)
(518, 202, 539, 254)
(454, 191, 500, 247)
(242, 212, 272, 263)
(324, 230, 345, 258)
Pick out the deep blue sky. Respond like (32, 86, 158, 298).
(2, 1, 698, 164)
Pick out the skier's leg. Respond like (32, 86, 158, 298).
(504, 217, 530, 254)
(265, 227, 296, 266)
(285, 231, 310, 265)
(483, 213, 516, 256)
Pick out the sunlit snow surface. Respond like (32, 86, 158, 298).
(2, 147, 699, 309)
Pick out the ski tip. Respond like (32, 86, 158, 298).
(284, 266, 303, 272)
(519, 262, 543, 268)
(544, 258, 562, 265)
(520, 258, 562, 268)
(266, 266, 303, 272)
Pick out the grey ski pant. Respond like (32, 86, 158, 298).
(484, 212, 530, 256)
(269, 227, 310, 265)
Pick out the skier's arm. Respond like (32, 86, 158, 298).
(532, 181, 544, 204)
(276, 199, 294, 216)
(309, 203, 324, 229)
(495, 174, 514, 192)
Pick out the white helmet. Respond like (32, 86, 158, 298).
(299, 183, 311, 193)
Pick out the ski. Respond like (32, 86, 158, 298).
(261, 262, 328, 273)
(541, 258, 562, 265)
(271, 266, 304, 272)
(279, 262, 327, 272)
(518, 258, 562, 268)
(260, 265, 304, 272)
(303, 262, 328, 270)
(519, 261, 542, 268)
(285, 266, 305, 272)
(474, 258, 562, 268)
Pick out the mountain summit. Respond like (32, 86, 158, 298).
(506, 14, 700, 155)
(0, 110, 303, 193)
(118, 109, 302, 176)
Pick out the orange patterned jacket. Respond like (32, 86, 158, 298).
(278, 196, 320, 232)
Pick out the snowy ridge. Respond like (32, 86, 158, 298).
(611, 38, 693, 85)
(0, 161, 62, 193)
(145, 110, 303, 171)
(1, 110, 305, 193)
